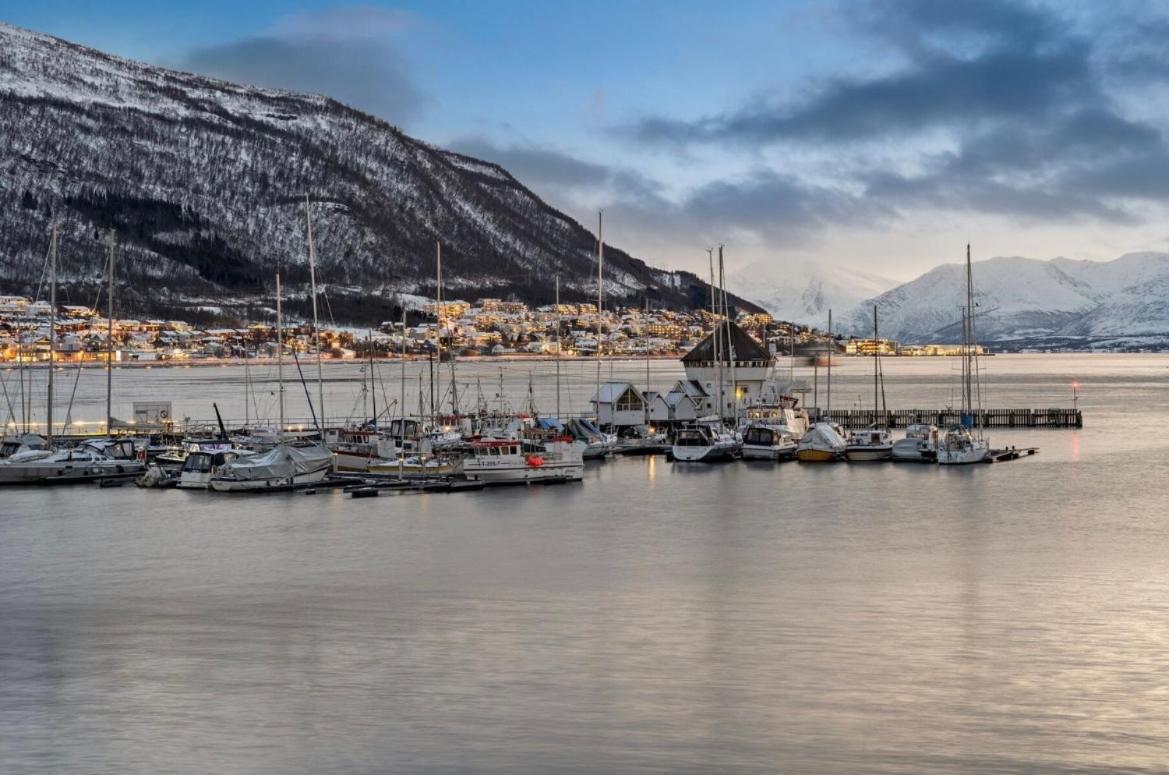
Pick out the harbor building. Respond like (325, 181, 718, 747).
(680, 321, 773, 419)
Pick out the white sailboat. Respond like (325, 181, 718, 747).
(846, 306, 893, 461)
(938, 244, 990, 466)
(210, 271, 332, 491)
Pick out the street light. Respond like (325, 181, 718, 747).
(1071, 381, 1080, 411)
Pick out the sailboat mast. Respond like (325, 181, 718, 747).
(46, 224, 56, 445)
(555, 275, 561, 419)
(873, 305, 879, 424)
(106, 230, 115, 436)
(434, 241, 443, 424)
(708, 248, 722, 418)
(399, 307, 406, 447)
(719, 245, 736, 423)
(826, 308, 833, 415)
(595, 210, 603, 406)
(967, 242, 982, 430)
(306, 196, 324, 429)
(276, 272, 285, 438)
(369, 329, 377, 426)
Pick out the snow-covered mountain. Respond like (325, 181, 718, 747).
(842, 252, 1169, 347)
(0, 22, 755, 322)
(729, 259, 898, 327)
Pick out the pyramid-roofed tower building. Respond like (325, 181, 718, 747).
(679, 320, 773, 419)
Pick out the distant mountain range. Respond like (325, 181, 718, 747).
(841, 252, 1169, 349)
(0, 22, 757, 324)
(728, 259, 897, 328)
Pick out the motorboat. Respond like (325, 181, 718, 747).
(0, 433, 47, 460)
(208, 442, 333, 492)
(671, 419, 739, 463)
(456, 436, 583, 484)
(0, 438, 144, 485)
(615, 425, 671, 455)
(178, 447, 255, 489)
(936, 425, 990, 465)
(845, 426, 893, 461)
(740, 421, 797, 461)
(891, 424, 938, 463)
(795, 422, 847, 462)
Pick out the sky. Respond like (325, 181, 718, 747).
(5, 0, 1169, 282)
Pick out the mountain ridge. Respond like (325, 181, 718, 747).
(841, 251, 1169, 348)
(0, 21, 760, 322)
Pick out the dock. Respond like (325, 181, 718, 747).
(809, 408, 1082, 429)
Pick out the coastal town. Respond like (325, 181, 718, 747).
(0, 293, 984, 365)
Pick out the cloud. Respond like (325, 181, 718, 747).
(177, 7, 426, 126)
(613, 0, 1169, 226)
(448, 137, 658, 197)
(447, 137, 882, 253)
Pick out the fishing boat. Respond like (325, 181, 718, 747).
(891, 423, 939, 462)
(456, 436, 583, 484)
(795, 422, 847, 462)
(671, 418, 739, 462)
(324, 426, 383, 472)
(938, 245, 990, 466)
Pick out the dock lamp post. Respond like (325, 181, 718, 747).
(1071, 381, 1080, 412)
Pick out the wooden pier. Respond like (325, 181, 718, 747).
(808, 408, 1082, 429)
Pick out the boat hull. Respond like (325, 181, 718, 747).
(670, 443, 737, 462)
(208, 467, 329, 492)
(460, 463, 583, 484)
(845, 445, 892, 462)
(795, 448, 839, 462)
(0, 459, 144, 485)
(741, 444, 796, 461)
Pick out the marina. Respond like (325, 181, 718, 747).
(2, 351, 1164, 773)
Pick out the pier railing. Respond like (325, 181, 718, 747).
(807, 408, 1082, 429)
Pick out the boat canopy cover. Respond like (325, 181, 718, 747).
(803, 422, 847, 448)
(216, 443, 331, 481)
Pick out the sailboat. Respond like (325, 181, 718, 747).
(937, 244, 991, 466)
(797, 310, 846, 462)
(845, 306, 893, 461)
(0, 228, 144, 485)
(209, 271, 332, 491)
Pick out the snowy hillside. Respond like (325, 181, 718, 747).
(728, 259, 897, 327)
(0, 22, 753, 321)
(843, 253, 1169, 347)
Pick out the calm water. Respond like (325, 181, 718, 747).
(3, 354, 1169, 773)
